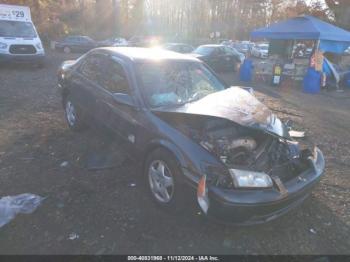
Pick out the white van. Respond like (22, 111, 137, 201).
(0, 4, 45, 66)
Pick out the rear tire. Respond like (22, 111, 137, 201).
(144, 148, 188, 212)
(64, 95, 85, 131)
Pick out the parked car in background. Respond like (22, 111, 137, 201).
(0, 4, 45, 67)
(55, 36, 97, 54)
(98, 37, 128, 47)
(252, 43, 269, 58)
(226, 46, 245, 63)
(161, 43, 194, 54)
(232, 42, 252, 54)
(191, 44, 241, 72)
(305, 47, 313, 57)
(220, 40, 232, 46)
(220, 41, 246, 63)
(57, 47, 325, 225)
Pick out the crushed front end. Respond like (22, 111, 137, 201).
(194, 118, 325, 225)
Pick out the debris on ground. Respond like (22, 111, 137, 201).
(20, 157, 34, 162)
(68, 232, 79, 240)
(128, 183, 136, 187)
(60, 161, 69, 168)
(0, 194, 44, 228)
(289, 130, 306, 138)
(309, 228, 317, 234)
(223, 238, 233, 248)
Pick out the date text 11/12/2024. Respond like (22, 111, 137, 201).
(127, 256, 220, 261)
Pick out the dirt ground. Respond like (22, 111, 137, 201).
(0, 51, 349, 255)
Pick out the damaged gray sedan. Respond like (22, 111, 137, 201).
(58, 47, 325, 224)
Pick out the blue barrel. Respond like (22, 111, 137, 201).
(345, 72, 350, 88)
(303, 67, 321, 94)
(239, 59, 254, 82)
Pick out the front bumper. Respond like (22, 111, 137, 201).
(0, 53, 45, 64)
(204, 149, 325, 225)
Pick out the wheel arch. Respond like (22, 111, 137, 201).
(61, 87, 70, 106)
(143, 139, 188, 173)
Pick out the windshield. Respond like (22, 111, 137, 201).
(193, 46, 214, 56)
(259, 45, 269, 50)
(136, 62, 226, 108)
(0, 21, 37, 38)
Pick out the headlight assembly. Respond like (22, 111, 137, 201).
(229, 169, 273, 188)
(36, 43, 43, 50)
(201, 162, 232, 188)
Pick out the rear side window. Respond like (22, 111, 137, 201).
(99, 59, 130, 94)
(66, 36, 77, 42)
(217, 47, 226, 55)
(224, 47, 233, 55)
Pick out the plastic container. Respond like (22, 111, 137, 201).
(345, 73, 350, 88)
(303, 67, 321, 94)
(239, 59, 254, 83)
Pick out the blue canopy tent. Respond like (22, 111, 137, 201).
(251, 15, 350, 54)
(250, 16, 350, 93)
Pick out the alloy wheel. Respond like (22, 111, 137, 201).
(65, 101, 76, 127)
(148, 160, 175, 203)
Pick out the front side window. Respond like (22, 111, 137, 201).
(259, 45, 269, 51)
(136, 62, 226, 108)
(0, 21, 37, 38)
(79, 55, 103, 83)
(66, 36, 77, 42)
(80, 37, 93, 43)
(224, 46, 234, 55)
(100, 59, 130, 94)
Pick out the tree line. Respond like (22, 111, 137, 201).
(2, 0, 349, 43)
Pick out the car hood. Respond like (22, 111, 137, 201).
(152, 87, 290, 138)
(189, 53, 206, 59)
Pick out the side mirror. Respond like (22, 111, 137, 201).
(112, 93, 137, 108)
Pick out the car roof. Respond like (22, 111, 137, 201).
(197, 44, 223, 48)
(165, 43, 191, 46)
(66, 35, 90, 38)
(96, 47, 199, 62)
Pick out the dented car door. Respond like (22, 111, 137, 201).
(96, 56, 140, 152)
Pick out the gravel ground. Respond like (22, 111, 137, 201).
(0, 51, 349, 255)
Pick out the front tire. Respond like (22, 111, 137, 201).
(144, 148, 187, 211)
(64, 96, 85, 131)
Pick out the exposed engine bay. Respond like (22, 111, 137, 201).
(156, 113, 312, 185)
(196, 118, 312, 183)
